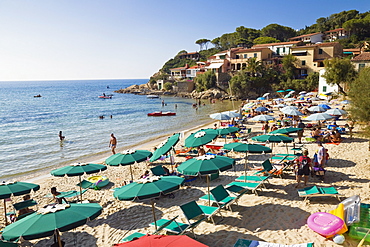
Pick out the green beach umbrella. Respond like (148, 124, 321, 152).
(0, 181, 40, 225)
(270, 127, 302, 134)
(51, 163, 107, 202)
(113, 176, 184, 230)
(285, 89, 294, 92)
(177, 155, 234, 205)
(223, 143, 272, 181)
(276, 90, 285, 93)
(105, 149, 152, 181)
(251, 134, 293, 143)
(216, 127, 240, 136)
(1, 203, 102, 246)
(149, 133, 180, 162)
(184, 129, 218, 148)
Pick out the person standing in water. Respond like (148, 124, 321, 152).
(58, 131, 65, 141)
(109, 133, 117, 154)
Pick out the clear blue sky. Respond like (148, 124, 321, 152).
(0, 0, 369, 81)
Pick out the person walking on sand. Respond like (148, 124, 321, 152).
(294, 150, 312, 188)
(109, 133, 117, 154)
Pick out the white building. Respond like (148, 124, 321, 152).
(318, 69, 338, 98)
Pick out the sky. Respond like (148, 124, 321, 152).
(0, 0, 369, 81)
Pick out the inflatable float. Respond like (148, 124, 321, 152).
(349, 203, 370, 243)
(78, 175, 109, 189)
(307, 212, 344, 238)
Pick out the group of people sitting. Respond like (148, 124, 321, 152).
(311, 127, 342, 143)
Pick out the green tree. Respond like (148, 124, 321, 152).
(211, 37, 221, 49)
(282, 54, 297, 80)
(348, 67, 370, 137)
(322, 58, 357, 96)
(261, 24, 296, 41)
(253, 36, 280, 44)
(343, 18, 370, 40)
(246, 57, 263, 76)
(196, 39, 211, 50)
(194, 71, 216, 91)
(229, 70, 252, 98)
(163, 82, 173, 91)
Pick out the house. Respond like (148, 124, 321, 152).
(252, 41, 303, 57)
(169, 64, 189, 79)
(351, 52, 370, 71)
(290, 42, 343, 77)
(289, 32, 324, 44)
(324, 28, 349, 42)
(185, 62, 207, 79)
(229, 47, 272, 71)
(318, 69, 338, 97)
(178, 52, 200, 60)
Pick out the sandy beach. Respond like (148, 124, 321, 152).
(1, 109, 370, 247)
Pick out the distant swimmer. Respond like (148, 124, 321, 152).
(58, 131, 65, 141)
(34, 94, 42, 98)
(109, 133, 117, 154)
(99, 115, 105, 119)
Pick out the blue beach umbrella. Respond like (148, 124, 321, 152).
(318, 104, 331, 110)
(255, 107, 269, 112)
(256, 97, 266, 100)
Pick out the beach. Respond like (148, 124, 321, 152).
(1, 107, 370, 247)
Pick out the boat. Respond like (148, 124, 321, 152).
(147, 111, 176, 117)
(98, 95, 112, 99)
(34, 94, 42, 98)
(79, 175, 109, 189)
(147, 95, 159, 99)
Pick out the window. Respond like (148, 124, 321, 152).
(359, 64, 365, 71)
(318, 48, 323, 54)
(302, 60, 306, 66)
(282, 47, 286, 53)
(323, 86, 327, 92)
(276, 48, 280, 55)
(244, 54, 247, 59)
(220, 55, 226, 59)
(254, 53, 257, 58)
(236, 55, 239, 59)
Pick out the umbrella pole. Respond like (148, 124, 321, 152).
(79, 176, 83, 202)
(207, 175, 210, 206)
(244, 153, 248, 182)
(129, 164, 134, 182)
(56, 229, 62, 247)
(286, 143, 288, 154)
(4, 199, 8, 225)
(151, 200, 158, 231)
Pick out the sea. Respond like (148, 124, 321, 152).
(0, 79, 237, 180)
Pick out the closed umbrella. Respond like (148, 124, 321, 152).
(0, 181, 40, 225)
(281, 108, 303, 116)
(325, 108, 347, 116)
(149, 133, 180, 162)
(255, 107, 269, 112)
(184, 129, 218, 148)
(305, 113, 333, 121)
(113, 234, 209, 247)
(1, 203, 102, 246)
(308, 106, 326, 112)
(249, 115, 275, 122)
(51, 163, 107, 202)
(105, 150, 152, 181)
(209, 112, 231, 121)
(113, 176, 184, 230)
(177, 155, 234, 205)
(223, 143, 272, 181)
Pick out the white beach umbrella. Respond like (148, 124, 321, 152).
(305, 113, 334, 121)
(281, 106, 298, 112)
(307, 105, 327, 112)
(210, 112, 231, 120)
(222, 110, 242, 118)
(281, 108, 304, 116)
(284, 98, 295, 102)
(273, 104, 286, 108)
(249, 115, 275, 122)
(325, 108, 347, 116)
(309, 97, 321, 101)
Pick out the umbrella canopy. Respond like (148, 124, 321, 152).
(309, 97, 320, 101)
(307, 105, 327, 112)
(285, 89, 295, 92)
(262, 93, 270, 97)
(113, 234, 209, 247)
(251, 134, 294, 143)
(256, 97, 266, 100)
(149, 133, 180, 162)
(105, 150, 152, 166)
(1, 203, 102, 242)
(249, 115, 275, 122)
(276, 90, 285, 93)
(273, 98, 283, 101)
(325, 108, 347, 116)
(281, 106, 298, 111)
(209, 112, 231, 120)
(305, 113, 334, 121)
(283, 97, 295, 101)
(177, 155, 234, 176)
(113, 176, 185, 201)
(51, 163, 107, 177)
(0, 181, 40, 200)
(281, 108, 303, 116)
(318, 104, 331, 110)
(221, 110, 241, 118)
(184, 129, 218, 148)
(254, 106, 269, 112)
(274, 104, 286, 108)
(216, 127, 240, 136)
(270, 127, 303, 134)
(223, 143, 272, 154)
(299, 91, 307, 95)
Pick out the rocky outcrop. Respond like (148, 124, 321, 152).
(190, 88, 225, 99)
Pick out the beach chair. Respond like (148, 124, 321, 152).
(235, 175, 270, 184)
(253, 159, 287, 178)
(233, 239, 314, 247)
(12, 199, 38, 220)
(199, 185, 243, 211)
(180, 200, 222, 225)
(150, 166, 167, 176)
(121, 216, 179, 242)
(150, 216, 205, 238)
(226, 180, 265, 195)
(44, 189, 88, 202)
(297, 186, 341, 202)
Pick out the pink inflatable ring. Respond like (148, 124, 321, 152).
(307, 212, 344, 237)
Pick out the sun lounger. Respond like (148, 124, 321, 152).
(235, 175, 270, 184)
(180, 200, 222, 225)
(233, 239, 314, 247)
(121, 216, 179, 242)
(150, 216, 205, 238)
(253, 159, 287, 178)
(226, 181, 264, 195)
(44, 189, 88, 200)
(199, 185, 247, 211)
(297, 186, 341, 202)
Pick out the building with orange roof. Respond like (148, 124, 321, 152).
(229, 47, 272, 71)
(289, 32, 324, 43)
(252, 41, 303, 57)
(324, 28, 349, 42)
(351, 52, 370, 71)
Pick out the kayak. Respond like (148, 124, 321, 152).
(147, 111, 176, 116)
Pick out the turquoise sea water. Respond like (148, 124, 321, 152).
(0, 79, 236, 179)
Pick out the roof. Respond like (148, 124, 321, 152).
(325, 28, 345, 33)
(252, 41, 301, 47)
(351, 52, 370, 61)
(343, 48, 361, 52)
(289, 32, 323, 40)
(291, 42, 340, 49)
(179, 52, 199, 55)
(169, 66, 187, 71)
(233, 48, 267, 53)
